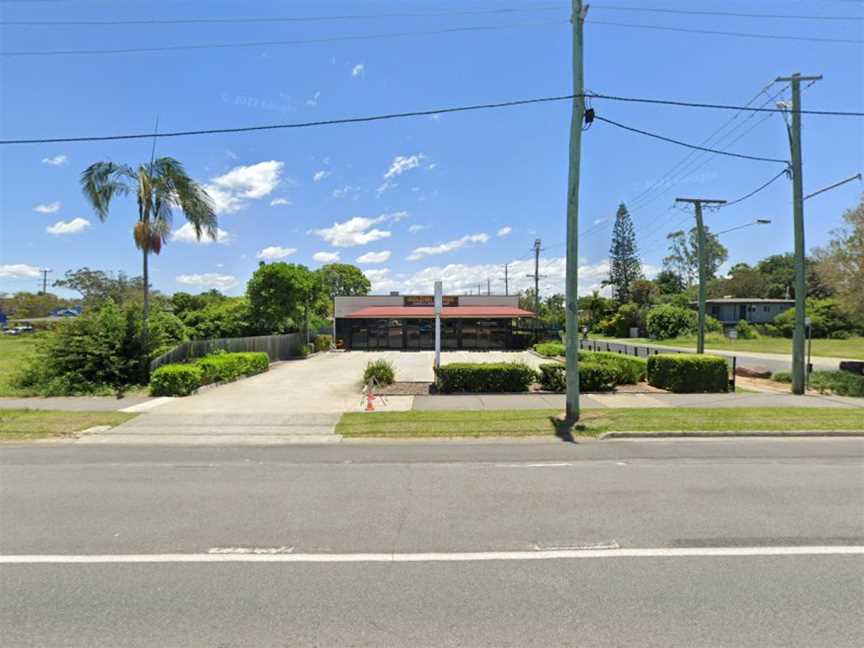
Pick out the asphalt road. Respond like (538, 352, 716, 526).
(2, 440, 863, 647)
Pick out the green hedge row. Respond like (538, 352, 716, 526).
(647, 353, 728, 393)
(537, 362, 622, 393)
(774, 370, 864, 397)
(435, 362, 537, 393)
(579, 351, 647, 384)
(533, 342, 565, 358)
(149, 351, 270, 396)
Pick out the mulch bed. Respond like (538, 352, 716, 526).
(374, 382, 433, 396)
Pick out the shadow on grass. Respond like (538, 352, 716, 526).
(548, 416, 589, 443)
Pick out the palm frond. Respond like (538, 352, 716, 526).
(80, 162, 134, 221)
(152, 156, 217, 242)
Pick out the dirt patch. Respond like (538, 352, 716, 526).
(374, 382, 432, 396)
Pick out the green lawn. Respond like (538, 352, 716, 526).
(0, 409, 136, 441)
(0, 335, 40, 396)
(336, 408, 864, 439)
(593, 334, 864, 360)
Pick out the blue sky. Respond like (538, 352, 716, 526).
(1, 0, 862, 299)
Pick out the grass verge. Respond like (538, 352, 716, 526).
(336, 407, 864, 439)
(0, 410, 136, 441)
(0, 335, 39, 396)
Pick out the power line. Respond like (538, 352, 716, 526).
(720, 168, 791, 208)
(593, 115, 789, 164)
(587, 18, 864, 44)
(590, 5, 864, 21)
(0, 19, 568, 56)
(3, 91, 862, 146)
(0, 5, 567, 26)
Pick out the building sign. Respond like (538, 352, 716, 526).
(403, 295, 458, 307)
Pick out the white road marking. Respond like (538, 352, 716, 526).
(208, 546, 294, 555)
(532, 541, 620, 551)
(2, 546, 862, 564)
(493, 462, 577, 468)
(119, 398, 174, 413)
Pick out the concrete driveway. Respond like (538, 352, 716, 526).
(79, 351, 542, 445)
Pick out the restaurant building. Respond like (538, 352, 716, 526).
(334, 294, 535, 351)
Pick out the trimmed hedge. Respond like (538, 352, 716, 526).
(313, 334, 332, 353)
(647, 353, 729, 393)
(538, 363, 567, 392)
(538, 362, 623, 393)
(194, 352, 269, 385)
(534, 342, 565, 358)
(150, 364, 203, 397)
(774, 370, 864, 397)
(579, 351, 647, 384)
(435, 362, 537, 393)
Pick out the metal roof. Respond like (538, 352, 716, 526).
(342, 306, 535, 319)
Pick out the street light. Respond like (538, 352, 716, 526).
(715, 219, 772, 237)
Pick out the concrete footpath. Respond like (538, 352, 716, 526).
(412, 391, 864, 410)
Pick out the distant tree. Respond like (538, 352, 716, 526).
(813, 196, 864, 322)
(316, 263, 371, 298)
(654, 269, 686, 295)
(0, 292, 76, 319)
(246, 262, 320, 334)
(630, 279, 659, 307)
(604, 203, 642, 303)
(81, 157, 217, 327)
(707, 263, 770, 299)
(169, 290, 226, 320)
(754, 253, 832, 299)
(662, 226, 728, 286)
(54, 267, 146, 309)
(541, 294, 566, 329)
(577, 291, 614, 332)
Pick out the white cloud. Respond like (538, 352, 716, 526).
(312, 216, 392, 247)
(313, 170, 331, 182)
(408, 224, 427, 233)
(313, 251, 340, 263)
(256, 246, 297, 261)
(171, 222, 233, 245)
(46, 217, 90, 235)
(497, 226, 512, 237)
(204, 160, 284, 214)
(407, 233, 489, 261)
(34, 201, 61, 214)
(306, 91, 320, 106)
(0, 263, 42, 279)
(270, 198, 291, 206)
(351, 63, 365, 77)
(356, 250, 391, 264)
(332, 185, 363, 200)
(176, 273, 238, 290)
(383, 154, 424, 180)
(367, 257, 621, 297)
(41, 154, 67, 166)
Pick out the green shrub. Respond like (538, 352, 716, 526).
(735, 320, 758, 339)
(194, 352, 269, 385)
(538, 363, 566, 392)
(297, 343, 314, 358)
(773, 298, 862, 338)
(809, 371, 864, 397)
(150, 364, 202, 396)
(646, 304, 698, 340)
(579, 362, 620, 392)
(313, 334, 332, 352)
(647, 353, 729, 393)
(579, 351, 647, 383)
(363, 359, 395, 386)
(435, 362, 537, 393)
(772, 371, 792, 383)
(534, 342, 565, 357)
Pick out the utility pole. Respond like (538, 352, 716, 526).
(39, 268, 52, 295)
(674, 198, 726, 354)
(503, 264, 509, 296)
(564, 0, 587, 422)
(526, 239, 546, 317)
(487, 278, 491, 296)
(777, 72, 822, 395)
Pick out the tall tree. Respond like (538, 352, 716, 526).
(81, 157, 217, 326)
(662, 226, 728, 286)
(605, 203, 642, 303)
(246, 262, 320, 334)
(813, 196, 864, 321)
(54, 267, 146, 309)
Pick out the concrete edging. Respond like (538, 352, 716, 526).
(599, 430, 864, 439)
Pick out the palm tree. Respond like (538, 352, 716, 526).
(81, 157, 217, 326)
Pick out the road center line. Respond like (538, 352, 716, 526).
(2, 546, 862, 564)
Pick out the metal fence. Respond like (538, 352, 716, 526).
(150, 333, 304, 371)
(578, 338, 737, 390)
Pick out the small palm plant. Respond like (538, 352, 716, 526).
(81, 157, 217, 326)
